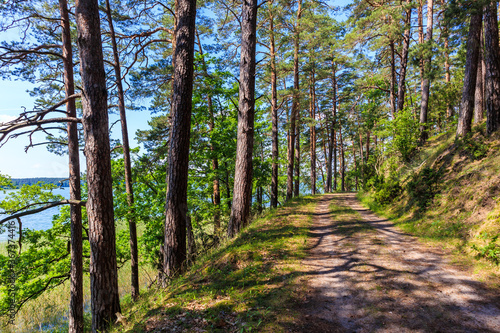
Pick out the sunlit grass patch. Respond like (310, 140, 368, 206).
(112, 195, 320, 332)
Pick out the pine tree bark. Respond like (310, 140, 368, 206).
(269, 7, 279, 208)
(389, 40, 397, 118)
(419, 0, 434, 144)
(294, 117, 300, 197)
(227, 0, 257, 238)
(397, 1, 412, 113)
(60, 0, 83, 331)
(339, 122, 345, 192)
(474, 27, 484, 124)
(444, 21, 453, 118)
(326, 61, 337, 193)
(353, 145, 358, 191)
(418, 0, 425, 93)
(366, 131, 370, 161)
(104, 0, 139, 301)
(75, 0, 121, 330)
(484, 1, 500, 134)
(309, 68, 316, 195)
(163, 0, 197, 278)
(287, 0, 302, 201)
(457, 10, 482, 137)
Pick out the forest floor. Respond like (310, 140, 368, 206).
(296, 192, 500, 332)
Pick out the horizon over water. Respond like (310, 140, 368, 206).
(0, 188, 70, 241)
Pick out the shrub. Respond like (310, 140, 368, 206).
(471, 233, 500, 265)
(407, 167, 441, 210)
(368, 175, 402, 205)
(457, 133, 489, 161)
(391, 109, 419, 162)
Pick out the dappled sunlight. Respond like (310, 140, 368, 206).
(299, 193, 500, 332)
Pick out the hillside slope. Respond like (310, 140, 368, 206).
(360, 126, 500, 281)
(111, 196, 319, 332)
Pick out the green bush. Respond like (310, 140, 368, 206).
(457, 133, 489, 161)
(368, 175, 402, 205)
(407, 167, 441, 210)
(471, 233, 500, 265)
(391, 109, 419, 162)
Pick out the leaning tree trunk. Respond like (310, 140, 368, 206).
(484, 1, 500, 134)
(104, 0, 139, 301)
(397, 0, 412, 113)
(419, 0, 434, 144)
(75, 0, 121, 330)
(163, 0, 197, 280)
(227, 0, 257, 238)
(457, 9, 483, 137)
(60, 0, 83, 331)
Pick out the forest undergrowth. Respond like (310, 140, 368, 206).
(359, 125, 500, 285)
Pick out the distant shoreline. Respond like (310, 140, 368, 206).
(8, 178, 70, 188)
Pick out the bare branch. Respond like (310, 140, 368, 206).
(0, 199, 86, 226)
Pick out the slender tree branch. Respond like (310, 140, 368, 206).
(0, 200, 86, 226)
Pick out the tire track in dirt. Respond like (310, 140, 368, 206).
(297, 193, 500, 333)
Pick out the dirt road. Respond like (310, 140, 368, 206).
(298, 193, 500, 332)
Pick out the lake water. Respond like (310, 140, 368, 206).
(0, 188, 70, 241)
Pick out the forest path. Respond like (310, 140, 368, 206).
(297, 193, 500, 332)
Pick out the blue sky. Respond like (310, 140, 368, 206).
(0, 79, 151, 178)
(0, 0, 349, 178)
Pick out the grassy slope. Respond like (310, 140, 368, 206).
(112, 196, 319, 332)
(359, 126, 500, 283)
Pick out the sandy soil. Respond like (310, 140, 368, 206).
(297, 193, 500, 333)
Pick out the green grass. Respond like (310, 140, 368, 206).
(111, 195, 320, 332)
(358, 128, 500, 284)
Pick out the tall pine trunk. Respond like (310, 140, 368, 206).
(397, 1, 412, 113)
(104, 0, 139, 301)
(228, 0, 257, 237)
(75, 0, 121, 329)
(339, 122, 345, 192)
(287, 0, 302, 201)
(309, 68, 316, 195)
(389, 40, 397, 118)
(444, 19, 452, 118)
(163, 0, 197, 278)
(326, 61, 337, 193)
(294, 118, 301, 196)
(474, 27, 484, 124)
(457, 9, 482, 137)
(60, 0, 83, 331)
(419, 0, 434, 144)
(269, 8, 279, 208)
(484, 1, 500, 134)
